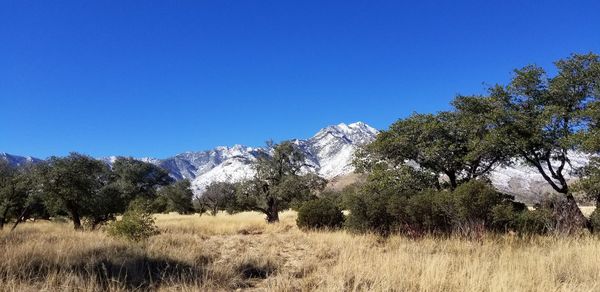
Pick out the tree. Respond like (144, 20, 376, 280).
(488, 53, 600, 230)
(38, 153, 112, 230)
(111, 157, 173, 201)
(0, 161, 28, 229)
(364, 95, 506, 189)
(233, 141, 326, 223)
(158, 179, 195, 214)
(198, 181, 237, 215)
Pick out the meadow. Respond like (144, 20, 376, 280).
(2, 211, 600, 291)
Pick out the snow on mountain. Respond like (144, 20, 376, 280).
(0, 152, 42, 167)
(1, 122, 594, 203)
(157, 122, 379, 194)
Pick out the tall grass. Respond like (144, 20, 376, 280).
(1, 211, 600, 291)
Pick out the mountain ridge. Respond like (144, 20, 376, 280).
(0, 122, 590, 203)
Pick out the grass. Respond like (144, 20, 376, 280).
(2, 211, 600, 291)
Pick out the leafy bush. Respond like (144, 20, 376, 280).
(107, 209, 159, 242)
(516, 208, 555, 235)
(296, 198, 345, 230)
(346, 178, 530, 236)
(402, 190, 456, 234)
(344, 191, 396, 235)
(589, 208, 600, 234)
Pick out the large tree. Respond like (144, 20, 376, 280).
(38, 153, 112, 230)
(234, 141, 326, 223)
(364, 95, 506, 189)
(486, 54, 599, 229)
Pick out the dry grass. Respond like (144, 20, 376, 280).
(2, 211, 600, 291)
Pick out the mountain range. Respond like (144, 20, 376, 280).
(0, 122, 589, 203)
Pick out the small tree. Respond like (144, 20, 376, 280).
(233, 141, 326, 223)
(198, 181, 237, 215)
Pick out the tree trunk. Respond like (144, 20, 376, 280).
(266, 210, 279, 223)
(265, 198, 279, 223)
(447, 172, 458, 190)
(10, 206, 29, 232)
(0, 206, 8, 230)
(71, 210, 82, 230)
(550, 194, 589, 234)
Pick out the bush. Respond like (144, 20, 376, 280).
(107, 209, 159, 242)
(297, 198, 345, 230)
(590, 208, 600, 233)
(344, 191, 395, 235)
(402, 190, 456, 234)
(516, 208, 555, 234)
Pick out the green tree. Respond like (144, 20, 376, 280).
(158, 179, 195, 214)
(488, 53, 600, 230)
(0, 161, 29, 229)
(364, 96, 506, 190)
(111, 157, 173, 200)
(234, 141, 326, 223)
(38, 153, 112, 230)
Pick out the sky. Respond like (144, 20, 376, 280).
(1, 0, 599, 159)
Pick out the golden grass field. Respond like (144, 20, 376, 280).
(2, 210, 600, 291)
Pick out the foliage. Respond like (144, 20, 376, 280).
(515, 208, 555, 235)
(296, 198, 344, 230)
(107, 208, 159, 242)
(157, 179, 195, 214)
(574, 157, 600, 206)
(111, 157, 173, 200)
(346, 176, 525, 235)
(589, 208, 600, 234)
(360, 96, 506, 189)
(345, 164, 438, 235)
(489, 53, 599, 195)
(0, 161, 30, 229)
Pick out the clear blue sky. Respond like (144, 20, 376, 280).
(1, 0, 599, 159)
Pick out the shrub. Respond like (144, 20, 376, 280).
(516, 208, 555, 234)
(344, 191, 395, 235)
(297, 198, 345, 230)
(107, 209, 159, 242)
(403, 190, 456, 234)
(590, 208, 600, 233)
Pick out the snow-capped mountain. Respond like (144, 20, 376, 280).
(0, 122, 593, 203)
(157, 122, 379, 193)
(0, 152, 41, 167)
